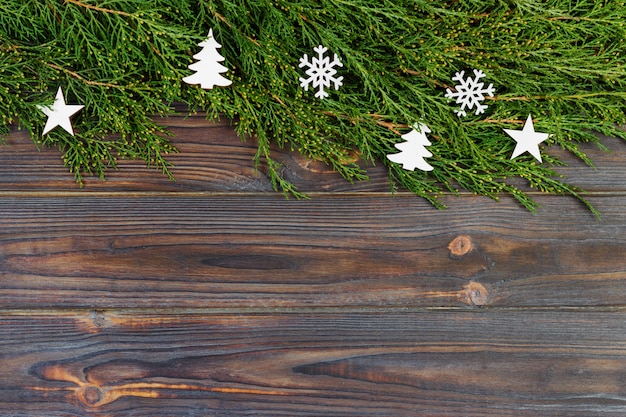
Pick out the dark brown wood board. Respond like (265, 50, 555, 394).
(1, 115, 625, 416)
(1, 310, 625, 417)
(0, 193, 625, 309)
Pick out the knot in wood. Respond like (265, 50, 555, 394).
(90, 310, 106, 328)
(82, 386, 103, 407)
(448, 235, 473, 259)
(462, 282, 490, 306)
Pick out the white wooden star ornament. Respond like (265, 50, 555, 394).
(37, 87, 85, 136)
(504, 114, 551, 162)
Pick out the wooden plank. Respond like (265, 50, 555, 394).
(2, 117, 389, 193)
(1, 309, 625, 416)
(1, 193, 624, 309)
(2, 118, 625, 193)
(550, 134, 626, 191)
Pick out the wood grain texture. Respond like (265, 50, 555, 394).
(2, 115, 389, 193)
(2, 116, 626, 416)
(1, 310, 625, 417)
(0, 193, 624, 309)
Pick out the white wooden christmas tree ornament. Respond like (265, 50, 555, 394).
(37, 87, 84, 136)
(387, 122, 434, 171)
(183, 29, 232, 89)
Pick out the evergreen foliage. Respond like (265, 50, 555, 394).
(2, 0, 626, 215)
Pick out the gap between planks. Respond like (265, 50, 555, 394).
(3, 305, 626, 317)
(0, 190, 625, 198)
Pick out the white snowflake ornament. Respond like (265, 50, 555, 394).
(299, 45, 343, 99)
(183, 29, 232, 89)
(37, 87, 84, 136)
(445, 69, 495, 117)
(387, 122, 434, 171)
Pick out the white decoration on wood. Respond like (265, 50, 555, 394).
(445, 69, 495, 117)
(37, 87, 84, 136)
(183, 29, 232, 89)
(504, 114, 551, 162)
(299, 45, 343, 99)
(387, 122, 434, 171)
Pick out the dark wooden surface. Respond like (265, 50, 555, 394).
(1, 113, 625, 416)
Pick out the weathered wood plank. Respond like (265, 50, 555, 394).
(2, 117, 624, 193)
(550, 134, 626, 191)
(2, 117, 389, 193)
(0, 193, 624, 309)
(1, 310, 625, 416)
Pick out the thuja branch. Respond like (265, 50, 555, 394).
(1, 0, 625, 215)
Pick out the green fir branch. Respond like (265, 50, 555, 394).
(1, 0, 625, 215)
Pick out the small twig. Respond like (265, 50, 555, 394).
(548, 16, 591, 22)
(211, 11, 231, 27)
(323, 111, 408, 134)
(211, 10, 261, 47)
(403, 69, 450, 89)
(489, 91, 626, 102)
(375, 120, 406, 135)
(46, 63, 120, 88)
(65, 0, 164, 58)
(64, 0, 131, 17)
(483, 118, 525, 124)
(47, 2, 63, 24)
(487, 95, 534, 102)
(270, 93, 286, 107)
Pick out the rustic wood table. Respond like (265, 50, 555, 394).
(1, 113, 625, 416)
